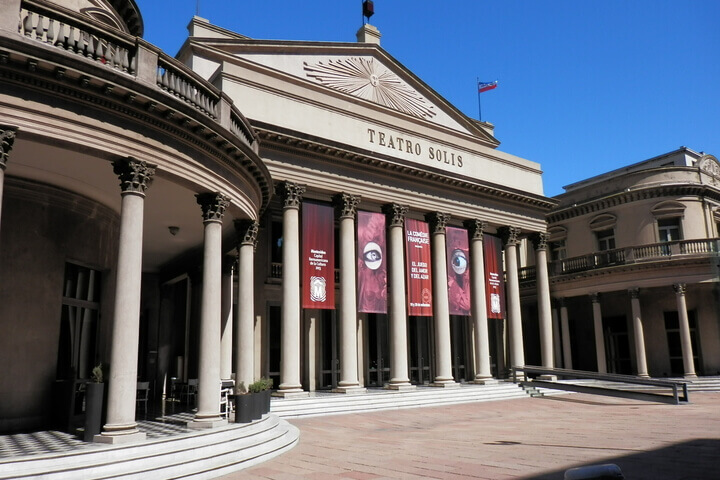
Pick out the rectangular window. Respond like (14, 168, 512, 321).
(550, 240, 567, 261)
(596, 228, 616, 251)
(658, 218, 681, 242)
(56, 263, 102, 380)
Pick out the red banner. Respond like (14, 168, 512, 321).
(357, 211, 387, 313)
(483, 234, 505, 319)
(405, 219, 432, 316)
(446, 226, 471, 316)
(302, 202, 335, 309)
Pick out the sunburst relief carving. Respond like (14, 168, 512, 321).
(304, 58, 436, 119)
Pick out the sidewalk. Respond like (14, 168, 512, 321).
(225, 392, 720, 479)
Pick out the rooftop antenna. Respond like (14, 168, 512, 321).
(196, 0, 200, 16)
(362, 0, 374, 25)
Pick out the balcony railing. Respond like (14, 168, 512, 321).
(528, 238, 720, 279)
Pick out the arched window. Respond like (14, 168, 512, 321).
(589, 214, 617, 251)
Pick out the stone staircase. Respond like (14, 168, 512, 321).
(0, 415, 298, 480)
(270, 381, 534, 418)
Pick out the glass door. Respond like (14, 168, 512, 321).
(319, 310, 339, 389)
(367, 314, 390, 387)
(409, 317, 433, 384)
(450, 316, 470, 382)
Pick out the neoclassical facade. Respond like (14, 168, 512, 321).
(520, 148, 720, 378)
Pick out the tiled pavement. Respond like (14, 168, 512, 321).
(229, 392, 720, 480)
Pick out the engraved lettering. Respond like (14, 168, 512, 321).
(368, 128, 376, 143)
(457, 155, 463, 167)
(378, 131, 386, 146)
(387, 135, 395, 149)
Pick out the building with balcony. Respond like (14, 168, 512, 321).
(520, 148, 720, 378)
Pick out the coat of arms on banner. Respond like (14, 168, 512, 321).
(310, 276, 327, 302)
(491, 293, 501, 314)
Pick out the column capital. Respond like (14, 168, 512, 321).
(463, 219, 487, 241)
(382, 203, 408, 227)
(333, 192, 361, 219)
(234, 219, 259, 249)
(589, 292, 600, 303)
(425, 211, 451, 235)
(628, 287, 640, 299)
(531, 232, 550, 251)
(113, 157, 155, 195)
(278, 181, 306, 209)
(0, 125, 18, 170)
(196, 192, 229, 223)
(498, 226, 521, 246)
(673, 283, 687, 295)
(555, 297, 566, 308)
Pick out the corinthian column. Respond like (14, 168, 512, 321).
(629, 288, 649, 377)
(532, 232, 554, 369)
(426, 212, 456, 387)
(276, 182, 307, 397)
(382, 203, 414, 390)
(499, 226, 525, 369)
(464, 220, 493, 383)
(220, 256, 234, 381)
(234, 220, 259, 394)
(96, 157, 155, 444)
(0, 125, 18, 235)
(188, 192, 230, 429)
(673, 284, 697, 378)
(333, 193, 365, 393)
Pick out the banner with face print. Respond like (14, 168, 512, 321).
(357, 211, 387, 313)
(446, 226, 471, 316)
(483, 234, 506, 319)
(405, 219, 432, 316)
(302, 202, 335, 309)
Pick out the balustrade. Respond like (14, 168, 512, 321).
(156, 55, 219, 119)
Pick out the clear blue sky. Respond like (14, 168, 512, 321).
(137, 0, 720, 197)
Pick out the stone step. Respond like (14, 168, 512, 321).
(270, 382, 531, 418)
(0, 415, 298, 480)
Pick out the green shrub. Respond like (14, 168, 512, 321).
(248, 377, 273, 393)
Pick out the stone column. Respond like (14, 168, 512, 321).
(234, 220, 258, 393)
(629, 288, 649, 377)
(0, 126, 18, 235)
(558, 298, 572, 369)
(220, 256, 234, 381)
(382, 203, 414, 390)
(673, 284, 697, 378)
(499, 226, 525, 369)
(333, 193, 365, 393)
(276, 182, 307, 397)
(96, 157, 155, 444)
(464, 220, 493, 383)
(590, 293, 607, 373)
(532, 232, 554, 369)
(551, 304, 563, 368)
(425, 212, 456, 386)
(188, 192, 230, 429)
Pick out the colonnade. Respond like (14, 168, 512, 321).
(552, 285, 697, 378)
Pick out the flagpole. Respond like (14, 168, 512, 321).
(477, 77, 482, 122)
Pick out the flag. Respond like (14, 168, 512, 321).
(478, 80, 498, 93)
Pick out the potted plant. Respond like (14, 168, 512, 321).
(234, 382, 254, 424)
(248, 378, 273, 418)
(83, 363, 105, 441)
(234, 378, 273, 423)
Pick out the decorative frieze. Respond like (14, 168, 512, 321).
(498, 226, 521, 246)
(425, 212, 450, 235)
(333, 192, 361, 219)
(463, 219, 487, 241)
(382, 203, 408, 227)
(235, 219, 259, 249)
(278, 181, 306, 209)
(112, 157, 155, 195)
(196, 192, 229, 222)
(0, 125, 18, 170)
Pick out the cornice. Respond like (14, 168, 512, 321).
(0, 35, 272, 212)
(548, 184, 716, 223)
(255, 127, 557, 212)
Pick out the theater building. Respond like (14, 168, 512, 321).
(520, 148, 720, 378)
(0, 0, 558, 438)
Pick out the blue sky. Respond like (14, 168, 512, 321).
(137, 0, 720, 197)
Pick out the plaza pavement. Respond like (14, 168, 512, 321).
(222, 392, 720, 479)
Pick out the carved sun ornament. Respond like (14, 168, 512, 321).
(304, 58, 436, 119)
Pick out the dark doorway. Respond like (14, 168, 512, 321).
(604, 315, 632, 375)
(319, 309, 339, 389)
(268, 305, 281, 389)
(409, 317, 433, 384)
(450, 316, 471, 382)
(367, 314, 390, 387)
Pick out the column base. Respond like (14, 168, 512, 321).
(385, 383, 416, 391)
(683, 373, 698, 379)
(332, 385, 367, 394)
(429, 380, 460, 388)
(538, 375, 558, 381)
(272, 390, 309, 399)
(636, 373, 650, 378)
(473, 377, 498, 385)
(94, 430, 146, 445)
(187, 416, 228, 430)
